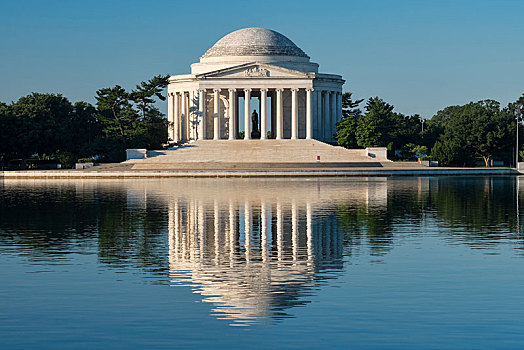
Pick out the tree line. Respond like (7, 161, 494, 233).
(1, 77, 523, 168)
(0, 75, 169, 168)
(336, 93, 524, 166)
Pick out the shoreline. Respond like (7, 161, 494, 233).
(0, 168, 519, 178)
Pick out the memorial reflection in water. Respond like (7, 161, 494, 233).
(3, 177, 524, 346)
(0, 177, 388, 326)
(162, 178, 387, 325)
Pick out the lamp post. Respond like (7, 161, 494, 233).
(517, 112, 519, 169)
(517, 106, 522, 169)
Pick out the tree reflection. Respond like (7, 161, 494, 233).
(336, 177, 521, 254)
(1, 177, 523, 324)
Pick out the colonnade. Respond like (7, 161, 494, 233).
(167, 88, 343, 143)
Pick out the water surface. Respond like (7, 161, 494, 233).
(1, 177, 524, 349)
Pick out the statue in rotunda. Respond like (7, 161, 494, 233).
(251, 110, 261, 139)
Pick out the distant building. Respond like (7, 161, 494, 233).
(167, 27, 344, 143)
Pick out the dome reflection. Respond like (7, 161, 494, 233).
(164, 178, 388, 325)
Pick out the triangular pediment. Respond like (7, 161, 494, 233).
(196, 63, 314, 79)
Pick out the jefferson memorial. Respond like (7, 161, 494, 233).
(167, 27, 344, 143)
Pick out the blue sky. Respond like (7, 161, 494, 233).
(1, 0, 523, 117)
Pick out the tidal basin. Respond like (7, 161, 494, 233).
(2, 177, 524, 349)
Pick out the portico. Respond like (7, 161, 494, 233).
(167, 28, 344, 144)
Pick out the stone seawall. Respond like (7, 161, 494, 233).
(0, 168, 519, 178)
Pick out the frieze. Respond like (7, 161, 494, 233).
(244, 67, 270, 77)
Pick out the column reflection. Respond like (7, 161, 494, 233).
(168, 195, 344, 325)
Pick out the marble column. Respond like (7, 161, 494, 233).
(198, 89, 205, 140)
(228, 88, 236, 140)
(213, 88, 220, 140)
(337, 92, 342, 124)
(323, 91, 329, 141)
(276, 88, 283, 140)
(291, 88, 298, 139)
(174, 92, 180, 143)
(306, 88, 313, 139)
(316, 90, 322, 140)
(260, 88, 267, 139)
(244, 88, 251, 140)
(168, 93, 174, 141)
(331, 91, 337, 142)
(189, 90, 195, 140)
(180, 92, 187, 142)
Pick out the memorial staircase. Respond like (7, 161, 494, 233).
(122, 140, 401, 170)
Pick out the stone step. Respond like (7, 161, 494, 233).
(131, 161, 385, 170)
(127, 140, 380, 164)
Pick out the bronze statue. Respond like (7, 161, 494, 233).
(251, 110, 259, 132)
(251, 110, 261, 139)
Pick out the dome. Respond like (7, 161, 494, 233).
(202, 27, 309, 59)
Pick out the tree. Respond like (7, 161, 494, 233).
(0, 102, 17, 166)
(96, 85, 134, 147)
(130, 75, 169, 120)
(0, 75, 169, 167)
(128, 75, 169, 149)
(400, 143, 428, 160)
(95, 76, 169, 162)
(355, 97, 394, 148)
(389, 113, 424, 151)
(70, 101, 101, 154)
(430, 140, 458, 166)
(354, 97, 423, 157)
(510, 94, 524, 162)
(335, 92, 364, 148)
(10, 93, 75, 158)
(430, 100, 514, 167)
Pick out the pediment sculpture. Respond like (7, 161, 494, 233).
(244, 67, 270, 77)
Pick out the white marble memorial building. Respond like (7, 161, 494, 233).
(167, 28, 345, 143)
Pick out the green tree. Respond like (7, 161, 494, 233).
(70, 101, 101, 157)
(431, 100, 514, 166)
(400, 143, 428, 159)
(354, 97, 423, 157)
(0, 74, 169, 166)
(430, 140, 458, 166)
(510, 94, 524, 162)
(130, 74, 169, 120)
(10, 93, 74, 158)
(0, 102, 18, 166)
(95, 77, 168, 162)
(0, 93, 102, 167)
(128, 75, 169, 149)
(96, 85, 134, 147)
(335, 92, 364, 148)
(355, 97, 394, 148)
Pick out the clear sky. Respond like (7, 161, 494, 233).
(1, 0, 523, 117)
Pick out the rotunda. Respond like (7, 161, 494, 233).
(167, 28, 344, 143)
